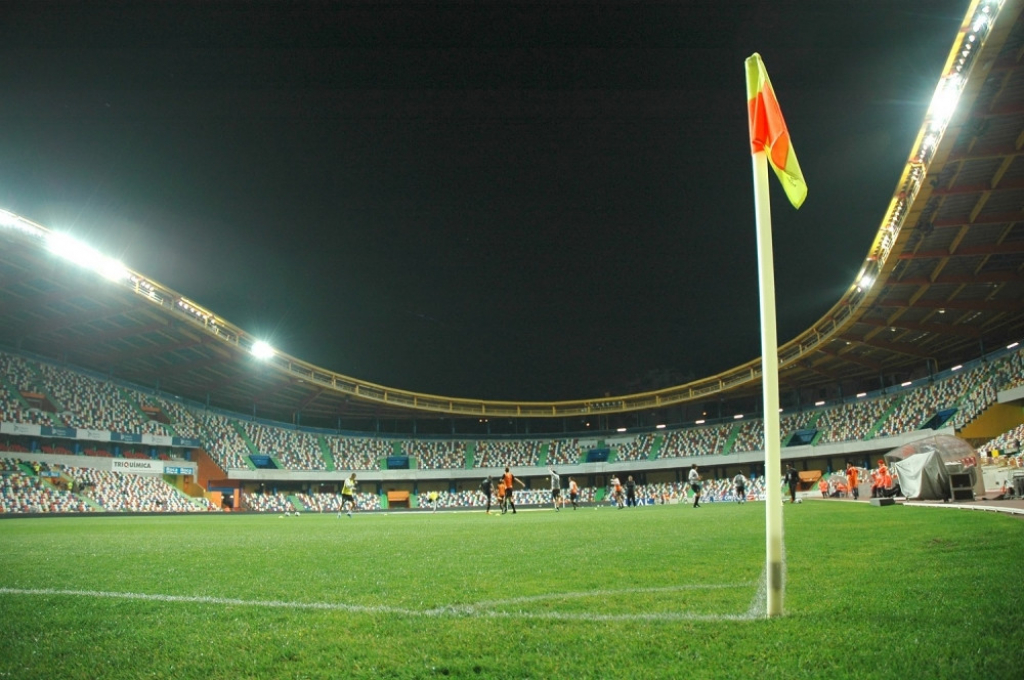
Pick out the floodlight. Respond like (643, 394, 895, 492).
(928, 75, 963, 130)
(46, 232, 129, 282)
(251, 340, 275, 360)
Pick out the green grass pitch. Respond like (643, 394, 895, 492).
(1, 502, 1022, 679)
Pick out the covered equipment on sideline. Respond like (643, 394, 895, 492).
(884, 435, 984, 501)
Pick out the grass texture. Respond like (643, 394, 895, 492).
(1, 501, 1022, 679)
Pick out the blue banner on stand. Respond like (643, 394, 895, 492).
(112, 432, 142, 444)
(40, 426, 76, 439)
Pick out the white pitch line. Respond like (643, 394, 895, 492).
(0, 584, 762, 623)
(474, 582, 754, 607)
(0, 587, 423, 616)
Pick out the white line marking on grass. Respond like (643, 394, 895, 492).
(0, 584, 762, 622)
(474, 583, 753, 607)
(0, 587, 423, 616)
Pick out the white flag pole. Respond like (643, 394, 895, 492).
(751, 148, 785, 617)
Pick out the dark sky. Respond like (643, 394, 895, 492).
(0, 1, 968, 401)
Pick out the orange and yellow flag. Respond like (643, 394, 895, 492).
(745, 53, 807, 208)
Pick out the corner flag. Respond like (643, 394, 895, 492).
(745, 51, 807, 618)
(745, 53, 807, 208)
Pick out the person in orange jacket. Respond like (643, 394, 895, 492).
(873, 459, 892, 498)
(846, 463, 860, 499)
(501, 467, 525, 514)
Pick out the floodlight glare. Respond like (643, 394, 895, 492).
(251, 340, 275, 360)
(928, 75, 963, 129)
(46, 232, 87, 261)
(46, 232, 130, 282)
(0, 210, 33, 234)
(97, 258, 129, 282)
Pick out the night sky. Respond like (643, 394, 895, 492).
(0, 1, 968, 401)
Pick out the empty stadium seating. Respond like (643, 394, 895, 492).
(2, 344, 1023, 514)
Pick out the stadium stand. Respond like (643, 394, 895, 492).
(546, 438, 584, 466)
(295, 491, 382, 513)
(473, 439, 542, 468)
(2, 344, 1023, 514)
(197, 412, 251, 470)
(876, 362, 992, 437)
(242, 490, 295, 514)
(329, 436, 387, 471)
(59, 465, 218, 512)
(614, 433, 655, 462)
(238, 420, 328, 471)
(659, 423, 732, 458)
(817, 396, 895, 444)
(403, 439, 466, 470)
(0, 457, 95, 513)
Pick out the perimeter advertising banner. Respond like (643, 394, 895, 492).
(142, 433, 174, 447)
(1, 422, 197, 450)
(77, 428, 112, 442)
(41, 426, 75, 439)
(1, 423, 41, 437)
(111, 459, 164, 474)
(111, 432, 143, 444)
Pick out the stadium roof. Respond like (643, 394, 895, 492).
(0, 0, 1022, 429)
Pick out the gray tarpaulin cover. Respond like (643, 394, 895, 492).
(884, 434, 983, 500)
(890, 450, 949, 500)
